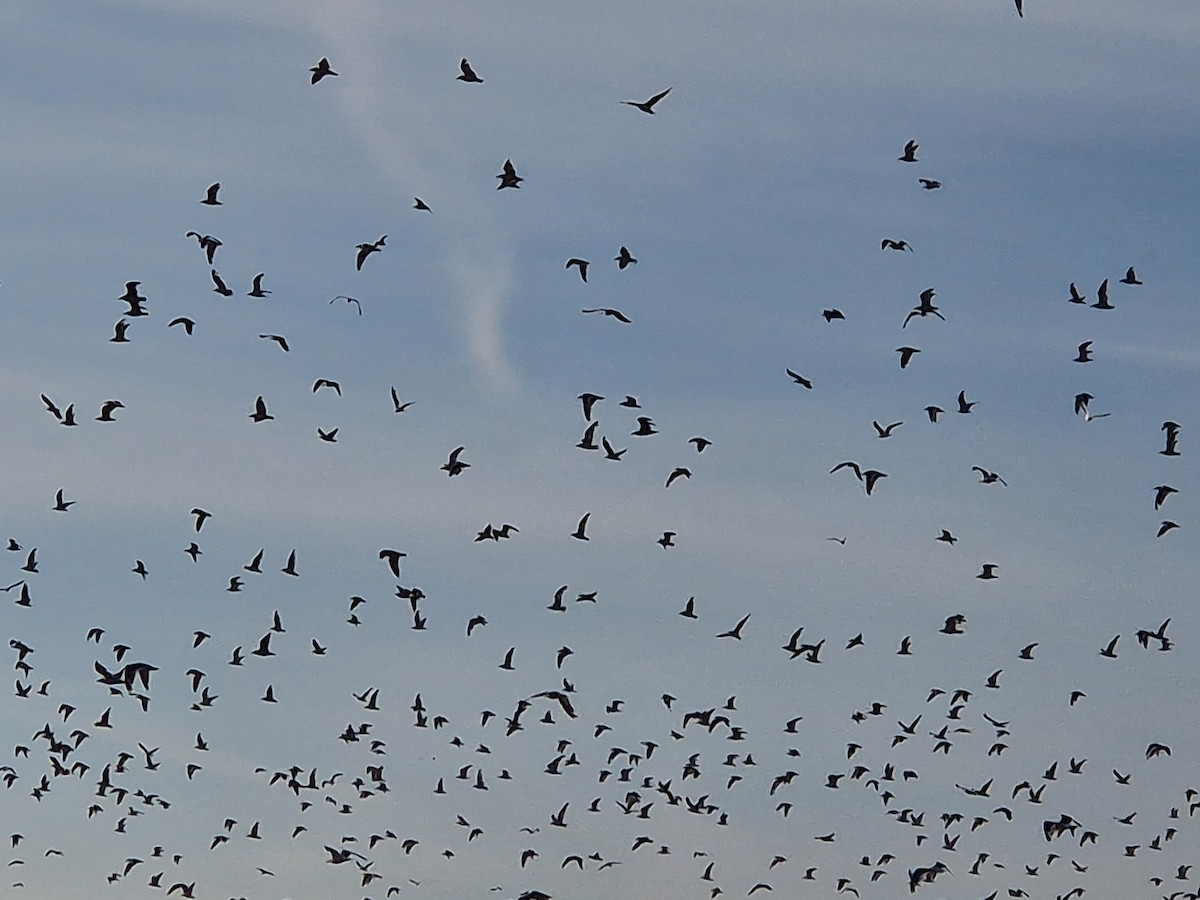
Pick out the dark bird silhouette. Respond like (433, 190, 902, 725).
(259, 333, 289, 352)
(899, 140, 919, 162)
(457, 58, 483, 82)
(566, 258, 590, 282)
(918, 178, 941, 189)
(903, 289, 944, 327)
(957, 391, 977, 414)
(1074, 341, 1093, 363)
(623, 87, 672, 114)
(310, 57, 337, 83)
(615, 246, 637, 269)
(1120, 266, 1142, 285)
(442, 446, 469, 476)
(786, 369, 813, 389)
(110, 319, 130, 343)
(881, 239, 913, 251)
(355, 236, 387, 270)
(632, 416, 657, 436)
(572, 512, 591, 541)
(413, 197, 431, 212)
(210, 269, 233, 296)
(201, 183, 221, 205)
(1092, 278, 1113, 310)
(1067, 282, 1086, 304)
(53, 489, 75, 512)
(582, 307, 632, 323)
(168, 317, 195, 334)
(873, 420, 903, 438)
(1153, 484, 1177, 509)
(248, 273, 270, 297)
(896, 347, 920, 369)
(717, 613, 750, 640)
(249, 396, 273, 423)
(1161, 421, 1181, 456)
(379, 549, 407, 578)
(823, 309, 845, 322)
(96, 400, 124, 422)
(185, 232, 221, 263)
(391, 387, 414, 413)
(496, 159, 523, 189)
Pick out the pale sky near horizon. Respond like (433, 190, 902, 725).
(2, 1, 1200, 899)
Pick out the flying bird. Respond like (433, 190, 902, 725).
(582, 307, 631, 323)
(355, 236, 387, 270)
(496, 159, 523, 189)
(623, 87, 672, 114)
(310, 57, 337, 83)
(457, 58, 483, 83)
(201, 182, 222, 205)
(898, 140, 919, 162)
(249, 396, 273, 422)
(615, 246, 637, 269)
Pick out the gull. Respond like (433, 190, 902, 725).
(689, 437, 712, 452)
(313, 379, 341, 395)
(679, 597, 697, 618)
(53, 489, 75, 512)
(1074, 341, 1093, 362)
(576, 421, 600, 450)
(896, 347, 920, 368)
(623, 87, 672, 114)
(317, 427, 338, 442)
(201, 183, 222, 205)
(413, 197, 432, 211)
(566, 258, 590, 282)
(1092, 278, 1113, 310)
(632, 416, 657, 436)
(786, 369, 813, 388)
(1120, 266, 1142, 285)
(898, 140, 919, 162)
(977, 564, 999, 580)
(190, 508, 211, 532)
(355, 236, 387, 270)
(582, 308, 631, 323)
(1153, 485, 1177, 509)
(330, 295, 362, 315)
(957, 390, 976, 413)
(615, 246, 637, 268)
(210, 269, 233, 296)
(881, 239, 912, 251)
(96, 400, 124, 422)
(972, 466, 1007, 486)
(168, 317, 195, 334)
(578, 393, 604, 421)
(442, 446, 469, 476)
(665, 467, 691, 487)
(1157, 520, 1179, 538)
(185, 232, 221, 263)
(249, 396, 273, 422)
(281, 551, 299, 576)
(259, 334, 289, 352)
(925, 405, 944, 422)
(110, 320, 130, 343)
(247, 273, 270, 297)
(657, 531, 676, 548)
(391, 388, 414, 412)
(379, 549, 406, 578)
(823, 309, 845, 322)
(1068, 282, 1086, 304)
(620, 395, 641, 407)
(571, 513, 591, 541)
(903, 289, 944, 327)
(457, 58, 483, 83)
(717, 613, 750, 640)
(496, 159, 523, 189)
(873, 420, 902, 438)
(918, 178, 941, 189)
(1014, 0, 1023, 16)
(310, 57, 337, 83)
(1160, 421, 1180, 456)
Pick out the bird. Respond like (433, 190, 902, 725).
(957, 390, 976, 413)
(496, 159, 523, 189)
(96, 400, 124, 422)
(717, 613, 750, 640)
(937, 529, 957, 544)
(898, 140, 919, 162)
(689, 437, 712, 452)
(615, 246, 637, 269)
(190, 508, 211, 532)
(582, 308, 632, 323)
(457, 58, 483, 82)
(977, 564, 999, 580)
(413, 197, 431, 212)
(566, 258, 590, 282)
(972, 466, 1007, 486)
(1153, 484, 1177, 509)
(578, 393, 603, 421)
(391, 388, 414, 413)
(1074, 341, 1093, 362)
(918, 178, 941, 189)
(281, 550, 299, 576)
(1120, 266, 1142, 285)
(881, 239, 913, 251)
(310, 57, 337, 83)
(1157, 520, 1179, 538)
(110, 319, 131, 343)
(185, 232, 221, 263)
(632, 416, 657, 436)
(168, 317, 195, 334)
(1014, 0, 1023, 16)
(1092, 278, 1113, 310)
(873, 420, 903, 438)
(442, 446, 469, 476)
(258, 333, 289, 352)
(210, 269, 233, 296)
(379, 549, 407, 578)
(313, 379, 341, 395)
(53, 489, 75, 512)
(657, 531, 676, 549)
(823, 309, 845, 322)
(896, 347, 920, 368)
(1161, 421, 1181, 456)
(247, 273, 270, 297)
(571, 513, 591, 541)
(665, 467, 691, 487)
(903, 289, 944, 327)
(317, 427, 338, 442)
(786, 369, 813, 389)
(330, 295, 363, 315)
(623, 87, 672, 114)
(201, 182, 221, 205)
(1068, 282, 1087, 304)
(249, 396, 273, 422)
(925, 406, 944, 422)
(355, 236, 387, 270)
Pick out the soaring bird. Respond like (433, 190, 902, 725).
(442, 446, 469, 476)
(786, 369, 813, 389)
(571, 512, 591, 541)
(1120, 266, 1142, 285)
(898, 140, 919, 162)
(496, 159, 523, 189)
(185, 232, 222, 263)
(566, 258, 590, 282)
(201, 182, 222, 205)
(247, 273, 270, 297)
(210, 269, 233, 296)
(896, 347, 920, 369)
(355, 236, 387, 270)
(623, 87, 672, 114)
(615, 246, 637, 269)
(310, 57, 337, 83)
(1092, 278, 1113, 310)
(457, 58, 483, 83)
(1074, 341, 1093, 362)
(582, 308, 631, 323)
(881, 239, 912, 251)
(249, 396, 273, 422)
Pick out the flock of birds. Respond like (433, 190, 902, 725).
(5, 8, 1198, 900)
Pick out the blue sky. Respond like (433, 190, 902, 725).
(2, 1, 1200, 898)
